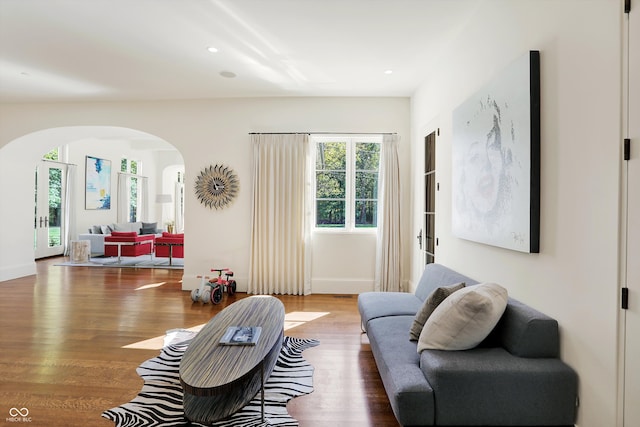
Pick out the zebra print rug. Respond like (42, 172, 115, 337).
(102, 335, 319, 427)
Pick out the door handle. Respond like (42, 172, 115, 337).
(417, 229, 423, 250)
(39, 217, 43, 228)
(45, 216, 49, 227)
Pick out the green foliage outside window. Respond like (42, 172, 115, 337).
(43, 149, 62, 210)
(122, 158, 140, 222)
(37, 148, 62, 247)
(316, 142, 346, 227)
(315, 138, 380, 229)
(354, 142, 379, 227)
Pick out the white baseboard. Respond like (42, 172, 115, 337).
(181, 275, 375, 295)
(310, 278, 374, 294)
(0, 261, 37, 282)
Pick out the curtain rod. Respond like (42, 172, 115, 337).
(248, 132, 397, 135)
(118, 172, 148, 178)
(41, 159, 78, 166)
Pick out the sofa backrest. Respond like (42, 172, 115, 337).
(414, 263, 479, 302)
(113, 221, 143, 233)
(483, 298, 560, 358)
(417, 264, 561, 358)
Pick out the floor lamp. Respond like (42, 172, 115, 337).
(155, 193, 173, 232)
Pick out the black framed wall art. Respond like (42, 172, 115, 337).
(452, 50, 540, 253)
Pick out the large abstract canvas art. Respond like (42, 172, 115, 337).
(85, 155, 111, 210)
(452, 50, 540, 253)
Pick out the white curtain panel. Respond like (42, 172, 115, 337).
(174, 182, 185, 233)
(117, 173, 129, 223)
(138, 176, 148, 221)
(248, 134, 311, 295)
(62, 164, 77, 256)
(375, 134, 403, 292)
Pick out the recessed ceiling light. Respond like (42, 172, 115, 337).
(207, 46, 219, 53)
(384, 70, 393, 75)
(220, 71, 236, 78)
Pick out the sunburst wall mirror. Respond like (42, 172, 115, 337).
(194, 164, 239, 209)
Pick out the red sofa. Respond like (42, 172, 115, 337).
(104, 231, 155, 258)
(155, 232, 184, 259)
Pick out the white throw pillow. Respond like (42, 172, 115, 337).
(417, 282, 508, 352)
(113, 223, 129, 232)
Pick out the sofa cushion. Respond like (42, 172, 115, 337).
(140, 221, 158, 235)
(414, 263, 479, 302)
(162, 232, 184, 238)
(358, 292, 423, 331)
(113, 223, 130, 232)
(418, 283, 508, 351)
(110, 231, 137, 238)
(367, 316, 436, 426)
(409, 282, 465, 341)
(113, 222, 142, 232)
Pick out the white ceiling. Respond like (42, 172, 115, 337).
(0, 0, 479, 103)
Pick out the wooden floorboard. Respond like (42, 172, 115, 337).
(0, 257, 400, 426)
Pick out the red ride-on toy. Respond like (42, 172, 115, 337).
(191, 268, 236, 305)
(208, 268, 237, 304)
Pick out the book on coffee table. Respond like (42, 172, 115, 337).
(219, 326, 262, 346)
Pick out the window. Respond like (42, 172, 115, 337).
(313, 135, 381, 231)
(121, 158, 142, 222)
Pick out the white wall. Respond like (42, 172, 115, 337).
(0, 97, 411, 292)
(410, 1, 622, 426)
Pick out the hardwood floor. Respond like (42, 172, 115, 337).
(0, 258, 400, 427)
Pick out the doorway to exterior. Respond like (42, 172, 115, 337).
(34, 160, 67, 259)
(420, 130, 437, 266)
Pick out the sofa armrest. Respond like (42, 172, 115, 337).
(420, 347, 577, 426)
(496, 298, 561, 358)
(78, 233, 106, 256)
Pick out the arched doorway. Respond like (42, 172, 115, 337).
(0, 126, 184, 281)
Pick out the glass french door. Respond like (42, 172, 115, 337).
(34, 161, 66, 259)
(422, 131, 437, 266)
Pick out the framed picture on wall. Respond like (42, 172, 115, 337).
(85, 155, 111, 210)
(452, 50, 540, 253)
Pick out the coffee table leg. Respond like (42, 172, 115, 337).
(261, 361, 265, 422)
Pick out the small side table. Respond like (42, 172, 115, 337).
(70, 240, 91, 263)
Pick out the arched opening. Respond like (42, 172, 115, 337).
(0, 126, 184, 281)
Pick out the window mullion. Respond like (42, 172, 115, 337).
(346, 138, 355, 231)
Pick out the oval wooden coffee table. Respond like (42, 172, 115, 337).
(179, 296, 285, 424)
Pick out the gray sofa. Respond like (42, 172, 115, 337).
(358, 263, 578, 426)
(78, 221, 160, 256)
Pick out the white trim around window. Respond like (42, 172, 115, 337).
(311, 134, 382, 233)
